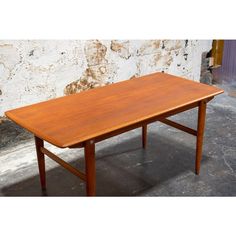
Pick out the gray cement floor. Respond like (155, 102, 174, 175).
(0, 84, 235, 196)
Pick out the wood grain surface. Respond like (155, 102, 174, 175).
(5, 72, 224, 148)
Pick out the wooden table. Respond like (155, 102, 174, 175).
(5, 72, 224, 196)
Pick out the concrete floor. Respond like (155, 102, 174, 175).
(0, 84, 235, 196)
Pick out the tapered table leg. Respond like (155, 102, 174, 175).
(142, 125, 147, 149)
(195, 100, 207, 175)
(34, 136, 46, 190)
(85, 140, 96, 196)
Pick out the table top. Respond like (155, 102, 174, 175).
(5, 72, 224, 148)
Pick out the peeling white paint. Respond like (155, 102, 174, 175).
(0, 40, 212, 116)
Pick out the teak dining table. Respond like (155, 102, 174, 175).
(5, 72, 224, 196)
